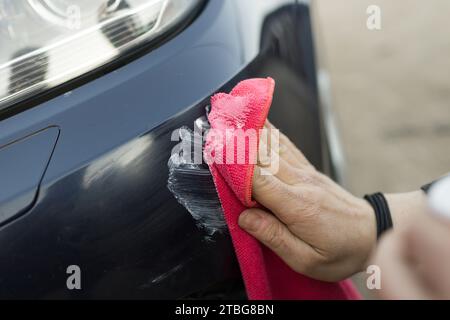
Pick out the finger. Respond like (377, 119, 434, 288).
(265, 120, 310, 167)
(238, 208, 315, 274)
(374, 231, 432, 300)
(263, 121, 299, 168)
(252, 166, 302, 223)
(258, 140, 300, 185)
(257, 137, 272, 168)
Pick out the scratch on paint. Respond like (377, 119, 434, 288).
(167, 116, 227, 240)
(150, 264, 184, 285)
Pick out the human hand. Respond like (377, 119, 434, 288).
(238, 121, 377, 282)
(373, 214, 450, 299)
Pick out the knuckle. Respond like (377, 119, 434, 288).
(285, 185, 303, 200)
(305, 187, 322, 207)
(254, 171, 271, 190)
(256, 175, 287, 197)
(289, 187, 314, 206)
(303, 169, 322, 186)
(287, 187, 322, 221)
(264, 222, 285, 250)
(303, 187, 317, 203)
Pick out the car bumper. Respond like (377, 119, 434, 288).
(0, 0, 334, 299)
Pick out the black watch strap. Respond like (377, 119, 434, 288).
(364, 192, 393, 239)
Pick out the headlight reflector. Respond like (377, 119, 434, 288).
(0, 0, 202, 111)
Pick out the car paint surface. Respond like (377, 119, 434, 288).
(0, 0, 324, 298)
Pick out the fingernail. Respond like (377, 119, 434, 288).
(239, 210, 262, 232)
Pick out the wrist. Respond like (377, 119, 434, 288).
(384, 190, 427, 232)
(355, 197, 377, 272)
(356, 191, 426, 272)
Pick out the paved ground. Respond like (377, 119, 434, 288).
(313, 0, 450, 298)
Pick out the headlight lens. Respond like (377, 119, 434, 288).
(0, 0, 202, 111)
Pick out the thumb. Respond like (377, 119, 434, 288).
(238, 208, 314, 274)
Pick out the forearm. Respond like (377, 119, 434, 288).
(384, 190, 428, 233)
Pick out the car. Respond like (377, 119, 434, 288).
(0, 0, 343, 299)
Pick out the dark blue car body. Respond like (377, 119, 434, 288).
(0, 0, 336, 299)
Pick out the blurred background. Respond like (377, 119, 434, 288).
(312, 0, 450, 298)
(313, 0, 450, 194)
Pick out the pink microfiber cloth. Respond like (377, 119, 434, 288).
(205, 77, 360, 300)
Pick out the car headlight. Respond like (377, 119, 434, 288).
(0, 0, 203, 112)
